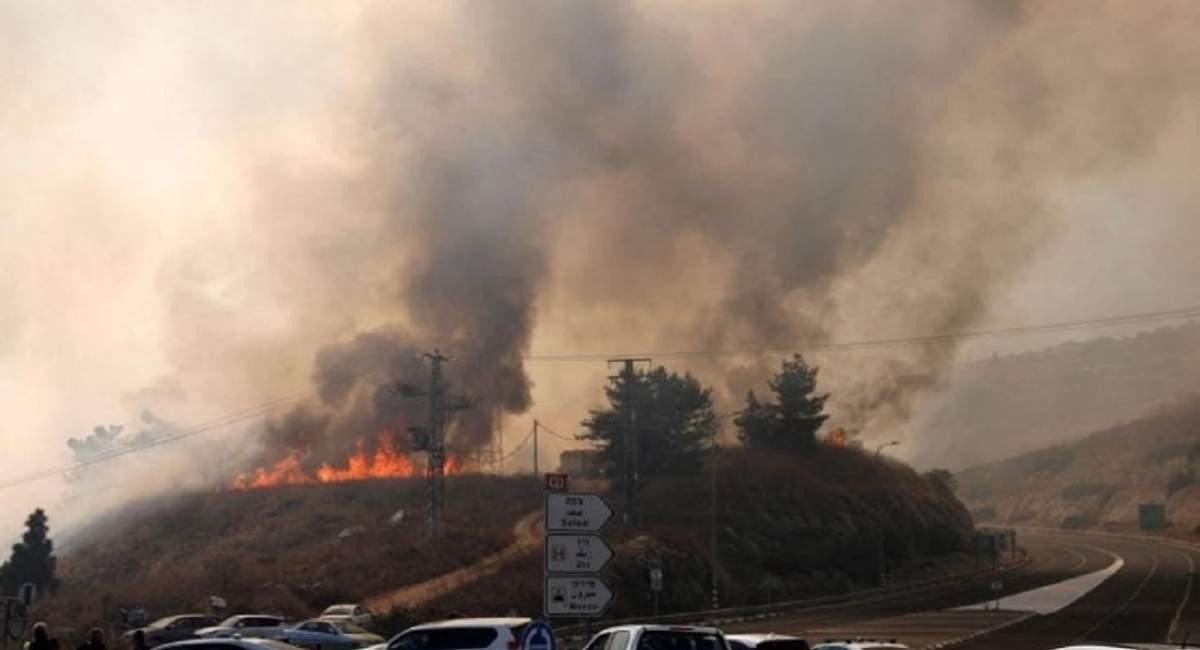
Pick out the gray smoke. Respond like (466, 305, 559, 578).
(245, 0, 1200, 467)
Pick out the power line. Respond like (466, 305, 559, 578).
(536, 422, 576, 442)
(0, 390, 314, 491)
(524, 303, 1200, 363)
(496, 425, 537, 462)
(7, 302, 1200, 492)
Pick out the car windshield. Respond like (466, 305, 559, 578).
(5, 6, 1199, 650)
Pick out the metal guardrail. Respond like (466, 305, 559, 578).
(556, 550, 1031, 639)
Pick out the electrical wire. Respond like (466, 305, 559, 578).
(536, 422, 576, 442)
(5, 302, 1200, 490)
(524, 303, 1200, 362)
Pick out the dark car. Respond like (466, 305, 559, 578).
(125, 615, 222, 647)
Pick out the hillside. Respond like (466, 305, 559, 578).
(409, 445, 978, 620)
(957, 400, 1200, 531)
(38, 475, 541, 627)
(913, 322, 1200, 470)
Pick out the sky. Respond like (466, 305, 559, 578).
(2, 0, 1200, 544)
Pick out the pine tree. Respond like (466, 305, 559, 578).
(736, 354, 829, 453)
(579, 366, 717, 482)
(1, 509, 57, 595)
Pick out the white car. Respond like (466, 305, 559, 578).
(386, 618, 533, 650)
(583, 625, 729, 650)
(197, 615, 289, 640)
(726, 634, 810, 650)
(811, 640, 908, 650)
(320, 605, 375, 629)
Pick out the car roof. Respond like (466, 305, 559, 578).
(726, 635, 805, 644)
(409, 618, 532, 630)
(601, 626, 723, 635)
(159, 640, 300, 650)
(813, 643, 905, 649)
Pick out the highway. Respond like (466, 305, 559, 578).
(721, 530, 1200, 650)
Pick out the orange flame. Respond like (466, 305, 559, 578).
(232, 431, 455, 490)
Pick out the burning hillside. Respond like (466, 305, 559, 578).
(232, 430, 461, 490)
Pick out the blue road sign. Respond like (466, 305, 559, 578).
(522, 621, 557, 650)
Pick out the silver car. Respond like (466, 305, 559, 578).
(196, 616, 288, 640)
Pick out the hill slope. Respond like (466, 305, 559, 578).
(40, 475, 541, 627)
(957, 400, 1200, 531)
(913, 322, 1200, 470)
(414, 446, 978, 619)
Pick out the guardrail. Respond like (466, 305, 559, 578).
(556, 549, 1031, 640)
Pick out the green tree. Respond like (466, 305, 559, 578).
(735, 354, 829, 453)
(579, 366, 717, 482)
(1, 509, 58, 596)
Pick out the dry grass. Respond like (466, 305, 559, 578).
(418, 445, 976, 619)
(37, 475, 541, 631)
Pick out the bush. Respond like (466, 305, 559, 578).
(1062, 513, 1097, 529)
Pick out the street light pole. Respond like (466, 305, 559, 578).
(874, 440, 901, 458)
(710, 409, 743, 611)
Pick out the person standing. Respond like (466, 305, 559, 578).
(26, 622, 60, 650)
(76, 628, 106, 650)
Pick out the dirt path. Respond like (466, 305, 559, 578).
(365, 510, 542, 612)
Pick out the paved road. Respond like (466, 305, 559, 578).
(723, 530, 1200, 650)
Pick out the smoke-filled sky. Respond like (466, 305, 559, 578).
(2, 1, 1200, 542)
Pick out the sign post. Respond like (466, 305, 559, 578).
(649, 568, 663, 616)
(544, 477, 615, 620)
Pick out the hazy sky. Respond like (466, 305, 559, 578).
(2, 0, 1199, 544)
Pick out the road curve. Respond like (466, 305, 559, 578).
(724, 529, 1200, 650)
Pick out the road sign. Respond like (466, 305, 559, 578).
(17, 584, 35, 607)
(544, 576, 614, 617)
(545, 493, 613, 533)
(649, 568, 663, 592)
(521, 621, 556, 650)
(545, 534, 614, 574)
(545, 473, 568, 492)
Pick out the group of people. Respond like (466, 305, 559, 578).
(23, 622, 150, 650)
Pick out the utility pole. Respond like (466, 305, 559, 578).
(399, 349, 471, 538)
(607, 358, 651, 528)
(533, 419, 540, 477)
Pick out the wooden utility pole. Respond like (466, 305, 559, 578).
(533, 419, 540, 477)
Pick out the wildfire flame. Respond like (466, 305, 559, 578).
(232, 431, 457, 490)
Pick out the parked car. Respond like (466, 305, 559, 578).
(125, 615, 221, 647)
(583, 625, 730, 650)
(810, 640, 908, 650)
(157, 639, 305, 650)
(726, 635, 810, 650)
(197, 616, 288, 640)
(319, 605, 374, 629)
(385, 618, 532, 650)
(282, 619, 384, 650)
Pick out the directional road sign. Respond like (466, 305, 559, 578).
(545, 493, 613, 533)
(544, 576, 615, 617)
(545, 534, 614, 574)
(521, 621, 557, 650)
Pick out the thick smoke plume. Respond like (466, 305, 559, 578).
(5, 0, 1200, 531)
(238, 0, 1200, 468)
